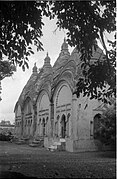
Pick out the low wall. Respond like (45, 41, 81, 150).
(66, 138, 102, 152)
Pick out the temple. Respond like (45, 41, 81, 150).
(14, 39, 105, 152)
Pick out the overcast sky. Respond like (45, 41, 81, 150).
(0, 17, 74, 124)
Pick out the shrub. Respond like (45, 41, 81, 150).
(0, 131, 13, 141)
(95, 104, 116, 147)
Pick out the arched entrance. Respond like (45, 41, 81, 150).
(54, 83, 72, 139)
(61, 114, 66, 138)
(93, 113, 101, 139)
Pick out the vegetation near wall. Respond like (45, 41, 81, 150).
(95, 104, 116, 147)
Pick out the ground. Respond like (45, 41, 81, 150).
(0, 141, 116, 178)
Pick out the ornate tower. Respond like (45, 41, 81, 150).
(53, 38, 70, 69)
(43, 52, 52, 73)
(60, 38, 70, 56)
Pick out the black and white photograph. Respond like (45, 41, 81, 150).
(0, 1, 116, 178)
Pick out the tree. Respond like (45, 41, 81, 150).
(49, 1, 116, 103)
(0, 1, 48, 99)
(0, 1, 47, 78)
(0, 120, 11, 125)
(0, 1, 116, 103)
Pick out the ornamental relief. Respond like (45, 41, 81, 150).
(58, 75, 75, 90)
(52, 73, 74, 91)
(62, 61, 76, 75)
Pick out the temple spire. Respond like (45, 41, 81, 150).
(60, 38, 70, 56)
(44, 52, 51, 65)
(32, 63, 37, 74)
(43, 52, 52, 73)
(61, 38, 68, 51)
(53, 38, 70, 69)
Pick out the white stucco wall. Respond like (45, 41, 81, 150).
(56, 85, 72, 106)
(75, 94, 101, 140)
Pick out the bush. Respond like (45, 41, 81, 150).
(95, 104, 116, 147)
(0, 132, 13, 141)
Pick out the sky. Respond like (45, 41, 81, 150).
(0, 17, 74, 124)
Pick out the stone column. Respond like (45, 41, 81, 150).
(33, 104, 37, 136)
(39, 121, 41, 136)
(46, 118, 49, 137)
(50, 102, 54, 137)
(71, 94, 77, 140)
(58, 118, 61, 137)
(40, 122, 43, 136)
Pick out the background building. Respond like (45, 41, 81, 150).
(0, 120, 14, 134)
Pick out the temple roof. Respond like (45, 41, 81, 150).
(53, 38, 70, 69)
(15, 39, 105, 110)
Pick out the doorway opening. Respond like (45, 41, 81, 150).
(61, 114, 66, 138)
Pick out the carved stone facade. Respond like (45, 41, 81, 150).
(14, 39, 104, 152)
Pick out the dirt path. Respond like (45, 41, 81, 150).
(0, 142, 116, 178)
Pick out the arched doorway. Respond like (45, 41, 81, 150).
(61, 114, 66, 138)
(93, 113, 101, 139)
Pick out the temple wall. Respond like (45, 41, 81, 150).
(14, 105, 22, 137)
(66, 94, 102, 152)
(22, 98, 34, 138)
(14, 40, 105, 152)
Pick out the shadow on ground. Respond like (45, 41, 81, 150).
(99, 151, 116, 158)
(0, 171, 38, 179)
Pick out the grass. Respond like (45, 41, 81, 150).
(0, 141, 116, 178)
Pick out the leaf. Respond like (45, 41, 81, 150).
(84, 104, 88, 110)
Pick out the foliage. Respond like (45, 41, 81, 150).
(0, 60, 16, 80)
(0, 1, 47, 76)
(49, 1, 116, 103)
(0, 131, 13, 141)
(0, 1, 116, 103)
(95, 103, 116, 146)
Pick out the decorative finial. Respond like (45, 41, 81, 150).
(33, 62, 37, 74)
(64, 37, 66, 43)
(43, 52, 52, 72)
(44, 52, 50, 64)
(60, 38, 70, 55)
